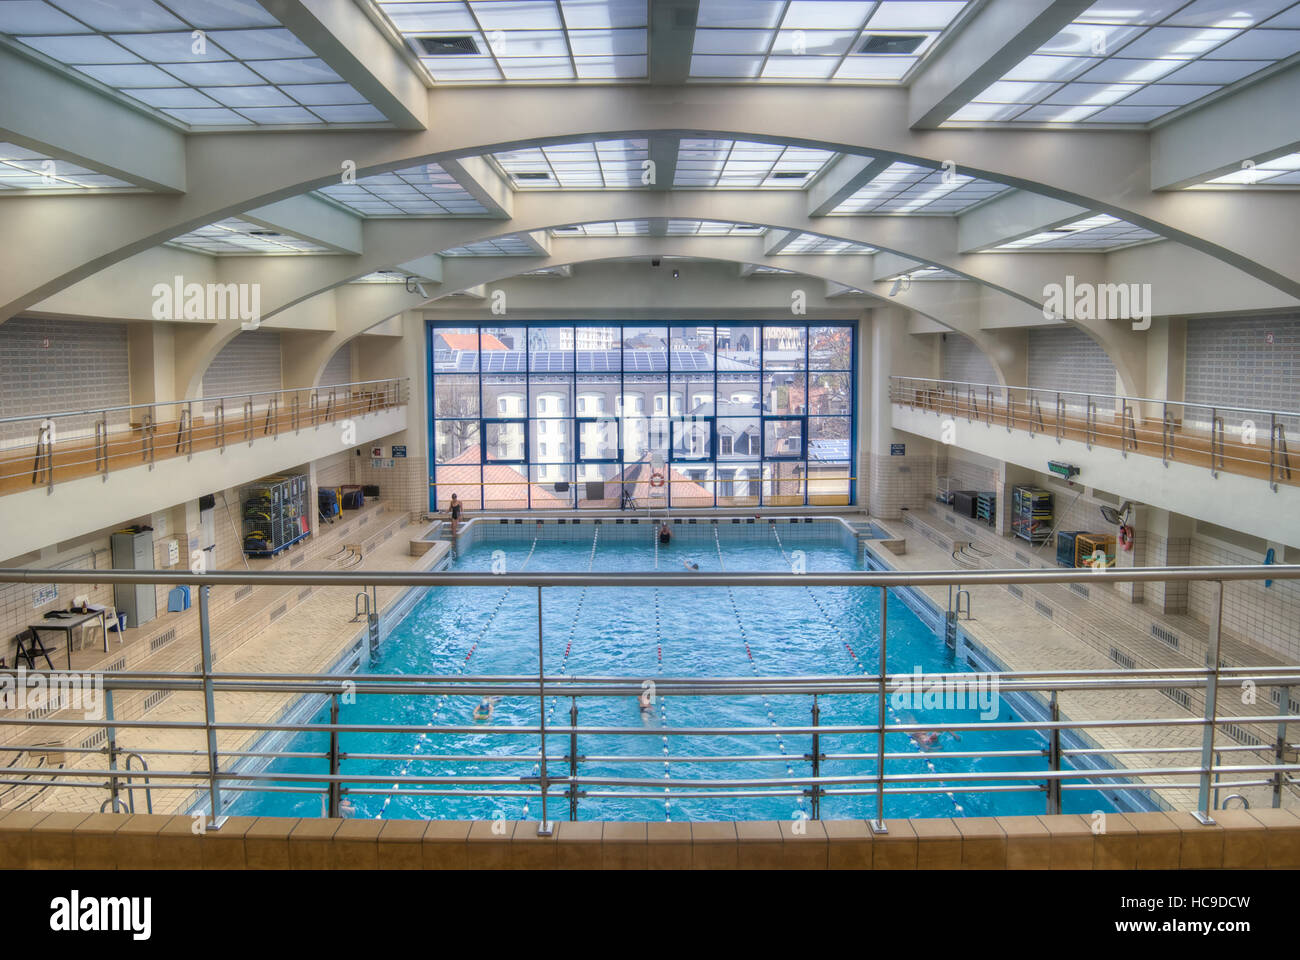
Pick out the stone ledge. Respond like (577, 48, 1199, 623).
(0, 810, 1294, 869)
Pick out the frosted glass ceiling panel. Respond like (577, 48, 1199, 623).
(0, 1, 389, 128)
(958, 1, 1300, 125)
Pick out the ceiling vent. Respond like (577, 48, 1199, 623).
(515, 171, 551, 180)
(248, 229, 281, 236)
(857, 34, 926, 55)
(772, 171, 809, 180)
(416, 35, 480, 56)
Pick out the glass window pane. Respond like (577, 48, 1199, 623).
(808, 372, 851, 414)
(764, 461, 805, 505)
(716, 417, 760, 459)
(622, 416, 669, 464)
(673, 371, 714, 415)
(622, 325, 668, 372)
(809, 325, 852, 369)
(435, 420, 479, 464)
(484, 461, 533, 509)
(577, 463, 621, 508)
(434, 374, 478, 418)
(574, 325, 621, 372)
(762, 325, 807, 368)
(808, 461, 851, 505)
(717, 371, 761, 411)
(576, 375, 616, 415)
(671, 324, 714, 369)
(529, 376, 571, 417)
(764, 419, 804, 458)
(764, 372, 806, 415)
(716, 463, 761, 506)
(579, 419, 619, 460)
(672, 416, 713, 461)
(528, 325, 574, 371)
(484, 421, 526, 462)
(808, 417, 851, 460)
(530, 464, 573, 509)
(717, 324, 761, 369)
(482, 375, 526, 417)
(434, 461, 481, 510)
(433, 327, 480, 372)
(671, 464, 714, 508)
(479, 326, 527, 373)
(530, 418, 572, 467)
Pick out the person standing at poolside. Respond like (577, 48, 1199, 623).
(448, 493, 463, 536)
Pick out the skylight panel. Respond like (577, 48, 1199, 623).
(0, 6, 388, 129)
(315, 161, 489, 216)
(50, 0, 184, 31)
(0, 141, 135, 191)
(965, 2, 1300, 125)
(167, 217, 334, 255)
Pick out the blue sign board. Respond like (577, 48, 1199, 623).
(392, 444, 407, 458)
(890, 443, 905, 456)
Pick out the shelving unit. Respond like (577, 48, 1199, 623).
(1012, 485, 1053, 544)
(242, 473, 310, 557)
(975, 492, 996, 527)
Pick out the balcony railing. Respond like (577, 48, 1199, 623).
(890, 376, 1296, 492)
(0, 563, 1294, 832)
(0, 378, 409, 497)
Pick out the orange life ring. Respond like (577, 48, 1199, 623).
(1119, 524, 1134, 552)
(649, 471, 665, 488)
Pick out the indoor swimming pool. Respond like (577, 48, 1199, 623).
(230, 520, 1123, 822)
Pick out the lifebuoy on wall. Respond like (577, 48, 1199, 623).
(1119, 524, 1134, 552)
(649, 471, 665, 488)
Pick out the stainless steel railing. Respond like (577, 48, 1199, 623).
(0, 378, 409, 494)
(890, 375, 1296, 491)
(0, 564, 1295, 833)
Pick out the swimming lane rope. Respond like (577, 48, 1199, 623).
(712, 525, 804, 813)
(375, 535, 541, 819)
(768, 524, 965, 817)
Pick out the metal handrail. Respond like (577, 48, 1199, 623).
(889, 375, 1300, 421)
(0, 378, 409, 427)
(0, 564, 1294, 829)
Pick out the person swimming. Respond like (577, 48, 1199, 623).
(909, 730, 941, 749)
(473, 696, 502, 722)
(638, 689, 654, 712)
(658, 522, 671, 544)
(682, 558, 700, 571)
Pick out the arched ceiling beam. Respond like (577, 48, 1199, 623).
(3, 85, 1299, 320)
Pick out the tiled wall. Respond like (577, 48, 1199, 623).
(353, 432, 426, 514)
(868, 451, 933, 519)
(1184, 314, 1299, 430)
(200, 331, 282, 407)
(319, 343, 352, 387)
(941, 333, 998, 387)
(0, 317, 130, 446)
(1027, 328, 1117, 408)
(1187, 534, 1300, 663)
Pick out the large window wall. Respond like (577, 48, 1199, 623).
(429, 322, 854, 511)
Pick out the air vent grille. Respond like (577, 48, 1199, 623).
(858, 34, 925, 55)
(416, 35, 479, 55)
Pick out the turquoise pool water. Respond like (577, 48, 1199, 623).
(230, 525, 1121, 821)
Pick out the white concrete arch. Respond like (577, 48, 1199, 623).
(4, 84, 1299, 321)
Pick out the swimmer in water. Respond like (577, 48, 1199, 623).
(658, 522, 672, 545)
(638, 689, 654, 712)
(909, 731, 941, 750)
(682, 558, 700, 571)
(473, 696, 502, 722)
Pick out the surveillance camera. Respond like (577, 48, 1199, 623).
(888, 276, 912, 297)
(672, 269, 679, 279)
(405, 277, 430, 299)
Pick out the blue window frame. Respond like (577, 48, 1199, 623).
(428, 322, 856, 510)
